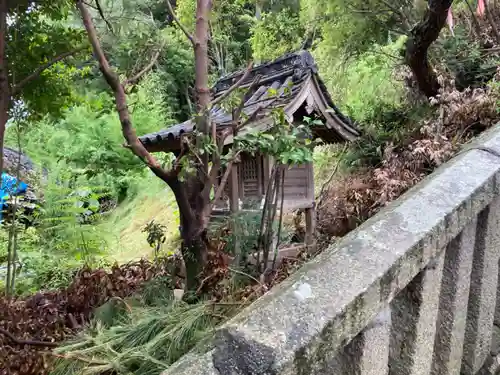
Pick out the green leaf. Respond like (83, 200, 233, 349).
(261, 134, 274, 141)
(268, 88, 278, 96)
(88, 198, 100, 211)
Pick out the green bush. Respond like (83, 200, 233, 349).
(251, 8, 304, 61)
(0, 163, 114, 294)
(433, 25, 498, 90)
(8, 72, 175, 203)
(344, 103, 431, 168)
(314, 37, 407, 123)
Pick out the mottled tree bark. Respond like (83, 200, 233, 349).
(194, 0, 211, 114)
(405, 0, 454, 97)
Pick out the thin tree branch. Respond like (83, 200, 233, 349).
(0, 327, 58, 347)
(378, 0, 411, 30)
(316, 144, 347, 209)
(11, 48, 85, 95)
(233, 74, 261, 128)
(210, 150, 242, 208)
(94, 0, 114, 34)
(166, 0, 195, 45)
(272, 167, 285, 270)
(76, 0, 195, 223)
(123, 44, 164, 86)
(218, 128, 232, 153)
(51, 353, 108, 366)
(210, 61, 254, 107)
(236, 99, 277, 132)
(82, 1, 97, 9)
(464, 0, 482, 36)
(0, 0, 8, 177)
(484, 0, 500, 44)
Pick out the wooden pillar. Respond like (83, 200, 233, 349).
(305, 205, 315, 249)
(229, 163, 241, 262)
(256, 154, 263, 198)
(306, 161, 315, 202)
(262, 154, 270, 189)
(229, 164, 239, 213)
(305, 162, 316, 250)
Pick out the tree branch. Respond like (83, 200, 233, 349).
(464, 0, 482, 36)
(236, 98, 277, 132)
(11, 48, 85, 96)
(231, 74, 262, 139)
(484, 0, 500, 44)
(94, 0, 114, 35)
(77, 0, 196, 224)
(377, 0, 411, 30)
(405, 0, 454, 97)
(210, 61, 254, 107)
(123, 44, 164, 87)
(166, 0, 195, 45)
(194, 0, 211, 113)
(209, 150, 242, 213)
(201, 71, 260, 207)
(0, 327, 58, 348)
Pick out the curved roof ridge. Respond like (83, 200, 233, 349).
(139, 51, 360, 151)
(213, 50, 317, 95)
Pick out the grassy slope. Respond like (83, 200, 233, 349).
(100, 175, 180, 263)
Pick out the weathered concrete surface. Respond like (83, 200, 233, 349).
(389, 250, 445, 375)
(432, 219, 476, 375)
(163, 124, 500, 375)
(462, 198, 500, 374)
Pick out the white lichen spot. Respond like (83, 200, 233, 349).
(374, 307, 391, 325)
(293, 282, 313, 301)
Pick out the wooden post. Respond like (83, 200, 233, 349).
(305, 205, 315, 249)
(229, 163, 239, 213)
(305, 162, 316, 250)
(306, 161, 315, 202)
(262, 154, 270, 188)
(229, 163, 241, 262)
(256, 153, 263, 198)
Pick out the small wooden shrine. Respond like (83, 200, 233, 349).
(139, 50, 359, 246)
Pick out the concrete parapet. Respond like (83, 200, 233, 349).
(163, 124, 500, 375)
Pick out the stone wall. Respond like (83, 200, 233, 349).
(163, 123, 500, 375)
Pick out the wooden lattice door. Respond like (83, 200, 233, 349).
(240, 153, 263, 200)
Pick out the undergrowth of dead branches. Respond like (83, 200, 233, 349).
(317, 71, 500, 244)
(0, 260, 170, 375)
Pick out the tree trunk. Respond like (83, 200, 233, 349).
(194, 0, 211, 115)
(77, 0, 211, 294)
(193, 0, 212, 205)
(181, 227, 207, 295)
(169, 176, 208, 295)
(405, 0, 454, 97)
(0, 0, 8, 177)
(255, 1, 262, 65)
